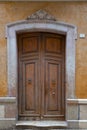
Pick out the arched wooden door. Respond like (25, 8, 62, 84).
(17, 32, 65, 121)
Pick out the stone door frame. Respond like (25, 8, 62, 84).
(6, 10, 77, 120)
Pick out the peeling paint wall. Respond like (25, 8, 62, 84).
(0, 2, 87, 98)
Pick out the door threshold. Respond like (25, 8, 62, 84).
(16, 120, 67, 129)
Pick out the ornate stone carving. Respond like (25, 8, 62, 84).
(27, 9, 56, 21)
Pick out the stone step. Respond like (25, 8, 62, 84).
(16, 121, 67, 129)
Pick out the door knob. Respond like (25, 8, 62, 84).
(52, 92, 55, 95)
(41, 116, 43, 119)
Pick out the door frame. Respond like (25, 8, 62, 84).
(6, 10, 77, 121)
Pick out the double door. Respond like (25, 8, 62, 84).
(18, 32, 65, 120)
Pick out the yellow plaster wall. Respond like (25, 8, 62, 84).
(0, 2, 87, 98)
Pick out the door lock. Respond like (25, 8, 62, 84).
(28, 79, 32, 84)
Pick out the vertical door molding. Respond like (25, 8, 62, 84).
(6, 10, 77, 99)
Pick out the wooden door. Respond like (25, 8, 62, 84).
(18, 32, 65, 121)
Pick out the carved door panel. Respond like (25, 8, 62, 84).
(18, 32, 65, 120)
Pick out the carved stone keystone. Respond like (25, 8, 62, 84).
(27, 9, 56, 21)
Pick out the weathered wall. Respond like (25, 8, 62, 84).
(0, 2, 87, 98)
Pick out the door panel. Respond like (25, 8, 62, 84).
(45, 60, 61, 112)
(24, 60, 38, 112)
(19, 59, 40, 120)
(44, 34, 64, 56)
(43, 59, 64, 120)
(18, 33, 40, 57)
(45, 37, 62, 54)
(18, 32, 65, 121)
(22, 36, 39, 54)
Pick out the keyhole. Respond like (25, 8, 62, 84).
(28, 79, 32, 84)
